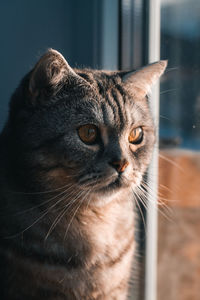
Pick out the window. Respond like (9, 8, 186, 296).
(158, 1, 200, 300)
(0, 1, 199, 299)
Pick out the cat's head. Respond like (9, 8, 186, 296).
(7, 49, 167, 204)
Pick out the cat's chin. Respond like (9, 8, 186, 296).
(86, 173, 143, 206)
(85, 177, 134, 207)
(88, 185, 133, 207)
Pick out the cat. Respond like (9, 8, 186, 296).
(0, 49, 167, 300)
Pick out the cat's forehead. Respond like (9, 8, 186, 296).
(29, 69, 152, 134)
(66, 85, 151, 131)
(77, 69, 150, 113)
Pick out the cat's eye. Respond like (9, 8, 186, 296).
(78, 124, 98, 145)
(128, 127, 143, 144)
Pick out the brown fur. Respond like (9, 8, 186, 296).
(0, 50, 167, 299)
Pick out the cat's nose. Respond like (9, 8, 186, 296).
(109, 159, 129, 173)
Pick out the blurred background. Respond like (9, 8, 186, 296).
(159, 1, 200, 300)
(0, 0, 199, 299)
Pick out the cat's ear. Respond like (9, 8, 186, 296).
(29, 49, 77, 99)
(121, 61, 167, 98)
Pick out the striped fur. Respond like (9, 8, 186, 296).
(0, 50, 167, 299)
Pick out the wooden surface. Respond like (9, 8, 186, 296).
(157, 149, 200, 300)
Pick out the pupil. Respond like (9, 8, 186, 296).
(88, 129, 92, 136)
(89, 128, 94, 135)
(86, 128, 96, 141)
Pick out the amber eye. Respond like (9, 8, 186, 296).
(128, 127, 143, 144)
(78, 124, 98, 145)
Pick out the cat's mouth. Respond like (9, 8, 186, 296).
(99, 174, 130, 192)
(78, 170, 131, 194)
(85, 173, 130, 194)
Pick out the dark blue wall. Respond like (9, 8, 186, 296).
(0, 0, 103, 130)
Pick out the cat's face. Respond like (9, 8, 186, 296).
(8, 50, 167, 204)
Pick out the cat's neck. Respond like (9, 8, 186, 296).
(80, 189, 134, 251)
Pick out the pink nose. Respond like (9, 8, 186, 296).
(110, 159, 129, 173)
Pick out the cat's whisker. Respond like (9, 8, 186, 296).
(141, 180, 180, 205)
(63, 189, 91, 241)
(132, 189, 146, 234)
(137, 184, 175, 222)
(160, 88, 177, 95)
(165, 66, 179, 73)
(10, 182, 78, 216)
(83, 177, 99, 211)
(159, 114, 173, 122)
(44, 189, 87, 241)
(5, 186, 81, 239)
(136, 185, 164, 212)
(135, 193, 149, 218)
(139, 182, 174, 212)
(9, 174, 79, 195)
(158, 153, 184, 172)
(159, 183, 173, 193)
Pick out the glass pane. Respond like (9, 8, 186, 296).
(160, 0, 200, 149)
(158, 0, 200, 299)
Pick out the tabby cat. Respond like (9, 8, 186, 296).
(0, 49, 166, 300)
